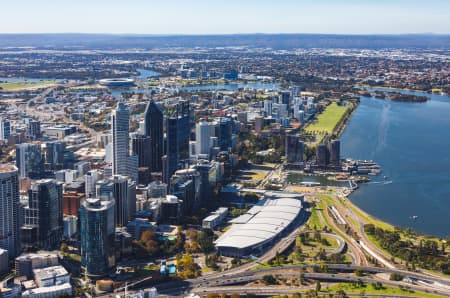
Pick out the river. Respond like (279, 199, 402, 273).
(341, 89, 450, 238)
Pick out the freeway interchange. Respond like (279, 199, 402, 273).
(151, 186, 450, 297)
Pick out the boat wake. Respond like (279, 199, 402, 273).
(367, 180, 393, 185)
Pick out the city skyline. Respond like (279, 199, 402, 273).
(0, 0, 449, 35)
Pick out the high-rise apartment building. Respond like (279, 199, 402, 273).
(80, 198, 115, 278)
(0, 165, 20, 257)
(21, 179, 63, 250)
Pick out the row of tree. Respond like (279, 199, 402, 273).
(364, 224, 449, 274)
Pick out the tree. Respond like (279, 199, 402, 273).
(354, 269, 363, 277)
(389, 273, 404, 281)
(140, 230, 160, 257)
(262, 274, 277, 285)
(315, 280, 321, 293)
(197, 230, 215, 253)
(176, 226, 184, 251)
(60, 242, 68, 253)
(177, 253, 201, 279)
(335, 290, 347, 298)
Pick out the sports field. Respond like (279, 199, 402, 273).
(0, 80, 57, 92)
(304, 102, 349, 135)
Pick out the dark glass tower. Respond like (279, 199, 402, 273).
(163, 100, 191, 183)
(144, 100, 164, 172)
(132, 134, 151, 168)
(80, 198, 115, 278)
(22, 179, 63, 250)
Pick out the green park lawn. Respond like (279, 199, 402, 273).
(304, 102, 349, 135)
(0, 80, 57, 92)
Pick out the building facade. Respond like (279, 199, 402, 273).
(80, 198, 116, 278)
(0, 165, 20, 257)
(144, 100, 164, 172)
(21, 179, 63, 250)
(16, 143, 44, 179)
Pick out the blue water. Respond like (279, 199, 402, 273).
(178, 82, 279, 92)
(134, 68, 160, 78)
(341, 90, 450, 237)
(108, 82, 279, 99)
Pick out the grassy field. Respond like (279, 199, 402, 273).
(306, 207, 324, 230)
(304, 102, 349, 135)
(322, 282, 445, 298)
(68, 84, 107, 90)
(0, 80, 57, 92)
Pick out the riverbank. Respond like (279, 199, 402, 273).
(357, 84, 448, 96)
(341, 90, 450, 238)
(303, 100, 358, 144)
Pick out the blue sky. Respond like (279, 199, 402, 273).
(1, 0, 449, 34)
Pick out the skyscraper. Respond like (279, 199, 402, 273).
(0, 165, 20, 257)
(111, 102, 130, 177)
(80, 198, 115, 278)
(281, 90, 291, 111)
(16, 143, 44, 179)
(22, 179, 63, 250)
(112, 175, 129, 227)
(144, 100, 163, 172)
(0, 118, 11, 141)
(164, 100, 191, 183)
(85, 170, 101, 198)
(132, 134, 151, 168)
(286, 135, 304, 163)
(218, 118, 232, 151)
(44, 141, 66, 171)
(316, 143, 330, 167)
(164, 117, 179, 184)
(329, 139, 341, 166)
(169, 169, 200, 215)
(196, 121, 211, 158)
(26, 120, 41, 139)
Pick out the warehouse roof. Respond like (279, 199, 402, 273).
(215, 197, 302, 250)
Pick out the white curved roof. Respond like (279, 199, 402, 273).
(215, 198, 302, 250)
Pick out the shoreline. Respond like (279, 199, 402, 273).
(344, 185, 449, 240)
(357, 84, 448, 96)
(327, 96, 448, 239)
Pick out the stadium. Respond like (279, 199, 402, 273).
(215, 193, 304, 257)
(98, 78, 135, 87)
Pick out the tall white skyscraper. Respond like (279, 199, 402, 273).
(110, 102, 138, 184)
(0, 165, 20, 257)
(111, 102, 130, 177)
(196, 121, 212, 157)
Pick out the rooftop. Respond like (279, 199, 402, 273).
(33, 266, 68, 281)
(0, 164, 17, 173)
(215, 197, 303, 250)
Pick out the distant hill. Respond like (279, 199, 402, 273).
(0, 33, 449, 50)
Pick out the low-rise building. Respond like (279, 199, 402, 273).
(15, 252, 59, 279)
(22, 283, 72, 298)
(33, 266, 69, 288)
(202, 207, 228, 230)
(215, 195, 304, 257)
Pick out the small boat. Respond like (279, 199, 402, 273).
(410, 215, 419, 220)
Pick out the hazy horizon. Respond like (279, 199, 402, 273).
(1, 0, 449, 35)
(0, 32, 449, 36)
